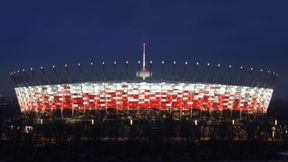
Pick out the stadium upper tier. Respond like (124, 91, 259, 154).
(10, 61, 278, 88)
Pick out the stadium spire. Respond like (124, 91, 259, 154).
(136, 42, 152, 80)
(142, 43, 146, 70)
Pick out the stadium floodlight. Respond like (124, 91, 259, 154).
(130, 119, 133, 126)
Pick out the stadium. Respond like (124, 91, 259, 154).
(10, 44, 278, 121)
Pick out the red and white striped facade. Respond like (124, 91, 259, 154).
(15, 82, 273, 113)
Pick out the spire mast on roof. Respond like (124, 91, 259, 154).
(142, 43, 146, 70)
(136, 42, 152, 80)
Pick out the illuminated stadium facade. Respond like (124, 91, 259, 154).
(10, 44, 278, 120)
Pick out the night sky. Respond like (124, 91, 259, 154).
(0, 0, 287, 100)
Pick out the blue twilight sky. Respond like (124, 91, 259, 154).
(0, 0, 287, 100)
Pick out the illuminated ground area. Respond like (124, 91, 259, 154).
(3, 117, 287, 142)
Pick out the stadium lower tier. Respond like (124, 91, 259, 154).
(15, 82, 273, 113)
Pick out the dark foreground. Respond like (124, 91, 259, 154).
(1, 116, 288, 161)
(0, 140, 287, 162)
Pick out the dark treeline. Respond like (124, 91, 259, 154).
(268, 100, 288, 120)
